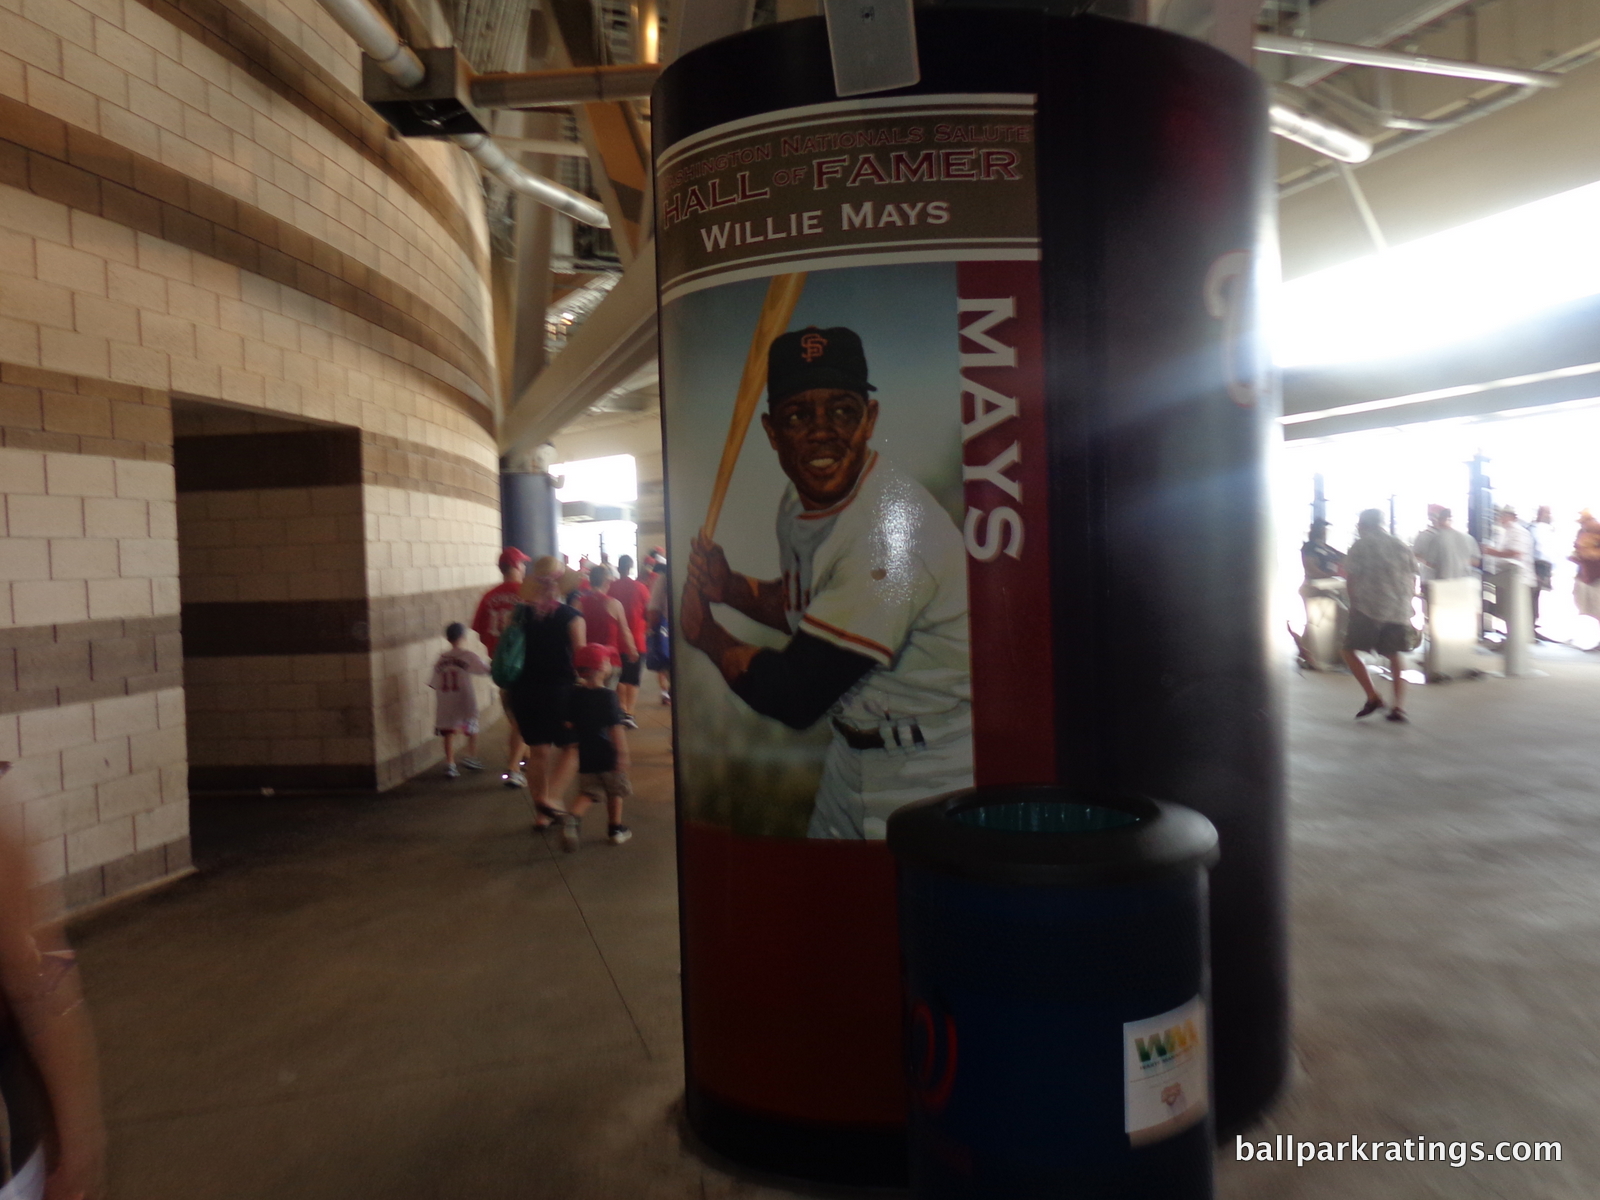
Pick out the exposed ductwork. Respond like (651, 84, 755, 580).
(311, 0, 610, 227)
(1269, 88, 1373, 163)
(1255, 33, 1561, 89)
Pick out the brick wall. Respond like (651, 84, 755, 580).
(0, 0, 506, 909)
(0, 403, 190, 910)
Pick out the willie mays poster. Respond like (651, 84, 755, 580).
(658, 94, 1050, 841)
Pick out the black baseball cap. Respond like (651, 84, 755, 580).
(767, 326, 876, 405)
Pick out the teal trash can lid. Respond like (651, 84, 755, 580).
(886, 785, 1219, 887)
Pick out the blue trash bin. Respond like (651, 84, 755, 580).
(888, 786, 1219, 1200)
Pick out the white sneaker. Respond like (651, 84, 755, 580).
(561, 815, 581, 853)
(621, 713, 638, 729)
(443, 763, 459, 779)
(607, 825, 632, 845)
(659, 692, 671, 706)
(460, 757, 484, 771)
(502, 770, 526, 788)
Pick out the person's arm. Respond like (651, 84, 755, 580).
(611, 723, 630, 773)
(569, 614, 586, 654)
(689, 534, 789, 633)
(607, 598, 637, 658)
(0, 811, 106, 1200)
(467, 652, 492, 676)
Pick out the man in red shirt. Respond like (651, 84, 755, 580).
(472, 547, 530, 787)
(607, 554, 651, 722)
(578, 565, 639, 727)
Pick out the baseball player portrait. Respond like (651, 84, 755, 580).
(681, 324, 974, 840)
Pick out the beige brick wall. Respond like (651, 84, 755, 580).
(183, 653, 373, 773)
(1, 445, 179, 627)
(177, 485, 365, 605)
(1, 0, 506, 907)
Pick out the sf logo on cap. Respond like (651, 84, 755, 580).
(800, 332, 828, 362)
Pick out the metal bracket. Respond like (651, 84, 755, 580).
(821, 0, 920, 97)
(363, 46, 490, 138)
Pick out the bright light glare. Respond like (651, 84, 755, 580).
(1276, 180, 1600, 369)
(552, 454, 637, 505)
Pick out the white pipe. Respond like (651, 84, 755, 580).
(452, 135, 610, 228)
(1269, 98, 1372, 164)
(316, 0, 425, 87)
(311, 0, 608, 227)
(1256, 34, 1561, 88)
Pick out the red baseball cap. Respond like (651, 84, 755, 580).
(498, 547, 531, 571)
(573, 643, 611, 672)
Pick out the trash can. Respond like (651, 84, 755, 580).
(888, 786, 1220, 1200)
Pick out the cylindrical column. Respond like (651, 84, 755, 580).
(655, 11, 1284, 1186)
(500, 467, 559, 560)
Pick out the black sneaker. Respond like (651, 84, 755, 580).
(620, 713, 639, 729)
(607, 825, 633, 845)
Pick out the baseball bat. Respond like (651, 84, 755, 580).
(700, 272, 807, 542)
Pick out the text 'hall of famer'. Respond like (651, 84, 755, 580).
(681, 325, 974, 839)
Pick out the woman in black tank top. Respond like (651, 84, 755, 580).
(506, 559, 587, 828)
(0, 764, 106, 1200)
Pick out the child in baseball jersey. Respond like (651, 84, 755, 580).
(561, 642, 633, 849)
(430, 623, 490, 779)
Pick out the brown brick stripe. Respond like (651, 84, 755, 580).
(179, 585, 495, 658)
(361, 432, 500, 508)
(130, 0, 487, 275)
(0, 614, 184, 715)
(0, 98, 497, 429)
(0, 364, 174, 463)
(175, 428, 362, 490)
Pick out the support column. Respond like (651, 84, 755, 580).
(501, 452, 560, 560)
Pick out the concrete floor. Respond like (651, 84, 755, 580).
(70, 655, 1600, 1198)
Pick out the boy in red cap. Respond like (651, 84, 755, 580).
(561, 642, 633, 849)
(473, 547, 531, 788)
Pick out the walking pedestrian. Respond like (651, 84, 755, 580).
(472, 547, 531, 789)
(561, 643, 634, 850)
(1484, 505, 1535, 636)
(429, 622, 490, 779)
(1572, 511, 1600, 638)
(607, 555, 651, 721)
(1411, 506, 1479, 581)
(578, 565, 639, 726)
(1342, 508, 1418, 723)
(646, 560, 671, 705)
(503, 555, 585, 831)
(1530, 506, 1556, 639)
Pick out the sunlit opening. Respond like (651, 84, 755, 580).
(554, 454, 638, 570)
(1276, 179, 1600, 370)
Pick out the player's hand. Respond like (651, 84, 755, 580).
(690, 533, 732, 604)
(679, 572, 709, 648)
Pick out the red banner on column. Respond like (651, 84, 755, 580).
(957, 260, 1056, 786)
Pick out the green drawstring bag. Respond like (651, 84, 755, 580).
(490, 605, 528, 686)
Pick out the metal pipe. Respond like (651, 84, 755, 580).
(311, 0, 608, 226)
(470, 64, 662, 109)
(452, 135, 610, 227)
(1269, 93, 1372, 163)
(1280, 41, 1599, 199)
(1256, 33, 1560, 88)
(314, 0, 425, 87)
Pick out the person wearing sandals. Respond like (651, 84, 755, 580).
(506, 555, 586, 833)
(1341, 508, 1419, 723)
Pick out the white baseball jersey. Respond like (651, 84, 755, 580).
(775, 452, 973, 839)
(429, 649, 490, 731)
(777, 451, 971, 724)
